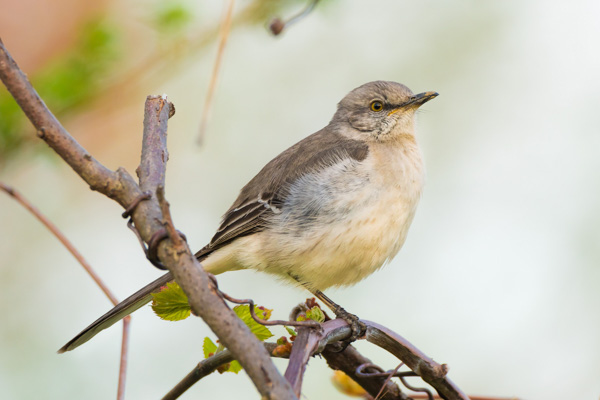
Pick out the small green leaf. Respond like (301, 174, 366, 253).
(233, 305, 273, 341)
(203, 337, 218, 359)
(285, 326, 297, 337)
(227, 360, 243, 374)
(306, 306, 325, 323)
(151, 282, 191, 321)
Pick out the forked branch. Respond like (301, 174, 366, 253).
(0, 38, 296, 400)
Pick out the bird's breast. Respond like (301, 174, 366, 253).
(238, 140, 424, 290)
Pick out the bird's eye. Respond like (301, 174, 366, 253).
(370, 101, 383, 112)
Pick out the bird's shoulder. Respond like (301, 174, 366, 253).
(196, 128, 368, 257)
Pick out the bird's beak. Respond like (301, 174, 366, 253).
(408, 91, 439, 107)
(388, 91, 439, 115)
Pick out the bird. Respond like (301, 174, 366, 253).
(59, 81, 438, 353)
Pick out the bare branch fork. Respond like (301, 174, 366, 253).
(0, 38, 296, 399)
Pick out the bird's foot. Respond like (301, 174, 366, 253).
(333, 306, 366, 347)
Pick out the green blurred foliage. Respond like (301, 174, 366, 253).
(0, 17, 120, 162)
(0, 0, 331, 163)
(152, 1, 194, 35)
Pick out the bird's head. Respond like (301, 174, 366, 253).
(330, 81, 438, 142)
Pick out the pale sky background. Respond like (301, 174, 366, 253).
(1, 1, 599, 399)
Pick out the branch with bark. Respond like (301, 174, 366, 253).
(0, 37, 296, 400)
(0, 182, 131, 400)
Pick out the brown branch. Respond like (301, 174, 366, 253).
(283, 327, 314, 396)
(162, 342, 282, 400)
(137, 96, 297, 399)
(117, 315, 131, 400)
(323, 345, 406, 400)
(156, 185, 183, 248)
(165, 313, 487, 400)
(0, 182, 119, 305)
(0, 182, 129, 400)
(0, 39, 296, 400)
(364, 321, 469, 400)
(197, 0, 235, 144)
(166, 320, 347, 399)
(279, 318, 469, 400)
(0, 39, 134, 202)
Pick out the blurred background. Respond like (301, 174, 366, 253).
(1, 0, 599, 399)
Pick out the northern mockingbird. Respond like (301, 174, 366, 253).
(59, 81, 438, 353)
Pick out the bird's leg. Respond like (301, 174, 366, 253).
(310, 289, 366, 343)
(289, 274, 365, 343)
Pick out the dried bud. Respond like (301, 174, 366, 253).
(269, 18, 285, 35)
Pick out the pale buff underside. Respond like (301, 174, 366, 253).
(201, 137, 424, 291)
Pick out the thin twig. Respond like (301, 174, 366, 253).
(217, 285, 321, 329)
(268, 0, 320, 35)
(197, 0, 235, 144)
(165, 319, 348, 399)
(0, 182, 129, 400)
(0, 40, 297, 399)
(162, 342, 281, 400)
(364, 321, 467, 400)
(324, 346, 406, 400)
(0, 182, 118, 305)
(117, 315, 131, 400)
(374, 363, 404, 400)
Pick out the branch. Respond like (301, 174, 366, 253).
(162, 342, 281, 400)
(322, 344, 406, 400)
(283, 319, 469, 400)
(0, 182, 129, 400)
(0, 38, 296, 400)
(117, 316, 131, 400)
(0, 182, 119, 305)
(197, 0, 235, 144)
(364, 321, 469, 400)
(0, 39, 133, 202)
(283, 326, 316, 396)
(164, 312, 476, 400)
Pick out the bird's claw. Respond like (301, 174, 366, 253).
(333, 307, 366, 351)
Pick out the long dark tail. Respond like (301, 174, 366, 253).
(58, 272, 173, 353)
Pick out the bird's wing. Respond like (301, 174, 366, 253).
(194, 128, 368, 259)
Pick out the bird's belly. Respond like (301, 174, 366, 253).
(233, 149, 423, 290)
(255, 184, 420, 290)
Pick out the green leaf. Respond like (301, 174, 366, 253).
(227, 360, 243, 374)
(203, 337, 218, 359)
(151, 282, 191, 321)
(306, 306, 325, 323)
(233, 305, 273, 341)
(285, 326, 297, 337)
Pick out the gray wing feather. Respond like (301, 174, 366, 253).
(198, 128, 368, 255)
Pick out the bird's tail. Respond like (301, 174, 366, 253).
(58, 272, 173, 353)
